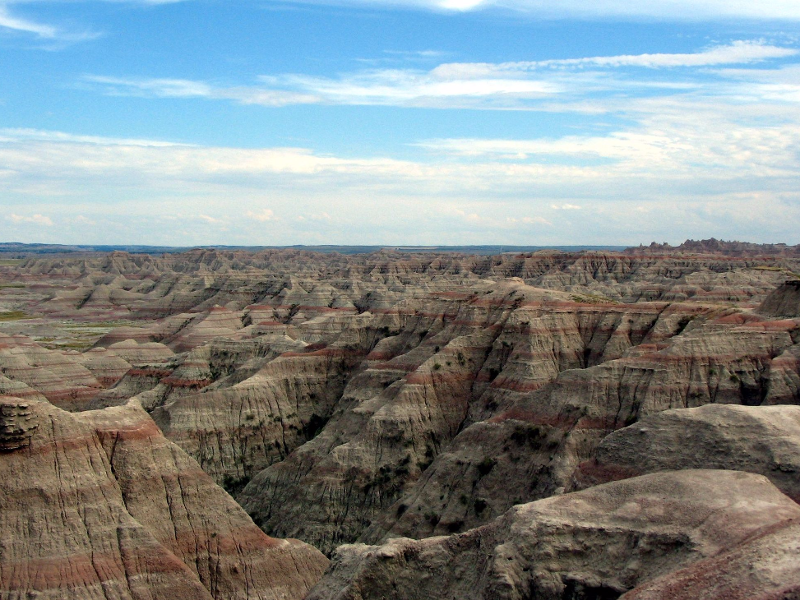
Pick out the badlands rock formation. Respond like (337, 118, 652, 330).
(759, 278, 800, 318)
(570, 404, 800, 501)
(620, 520, 800, 600)
(1, 241, 800, 596)
(307, 470, 800, 600)
(0, 395, 327, 600)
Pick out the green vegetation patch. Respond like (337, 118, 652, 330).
(63, 320, 131, 329)
(752, 265, 800, 279)
(0, 310, 28, 321)
(570, 293, 615, 304)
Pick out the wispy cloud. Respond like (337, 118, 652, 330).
(0, 3, 56, 37)
(82, 75, 322, 107)
(0, 0, 181, 44)
(83, 71, 557, 108)
(83, 41, 798, 110)
(6, 213, 54, 226)
(431, 41, 798, 78)
(0, 2, 103, 44)
(247, 209, 277, 222)
(271, 0, 800, 20)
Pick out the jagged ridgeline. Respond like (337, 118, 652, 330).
(1, 240, 800, 599)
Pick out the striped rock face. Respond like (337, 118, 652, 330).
(306, 470, 800, 600)
(0, 397, 39, 451)
(0, 397, 328, 600)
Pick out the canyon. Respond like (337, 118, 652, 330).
(1, 240, 799, 599)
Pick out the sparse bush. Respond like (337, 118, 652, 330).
(477, 457, 496, 476)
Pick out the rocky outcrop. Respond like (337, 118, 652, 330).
(363, 312, 800, 542)
(0, 334, 102, 410)
(0, 397, 39, 450)
(758, 279, 800, 317)
(307, 470, 800, 600)
(0, 396, 328, 600)
(569, 404, 800, 501)
(4, 244, 800, 572)
(71, 347, 132, 387)
(621, 519, 800, 600)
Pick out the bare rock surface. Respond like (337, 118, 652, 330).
(0, 333, 103, 410)
(362, 311, 800, 543)
(2, 242, 800, 570)
(759, 279, 800, 317)
(0, 395, 327, 600)
(0, 397, 39, 450)
(620, 519, 800, 600)
(307, 470, 800, 600)
(570, 404, 800, 501)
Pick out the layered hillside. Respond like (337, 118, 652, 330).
(1, 241, 799, 595)
(0, 395, 327, 600)
(307, 470, 800, 600)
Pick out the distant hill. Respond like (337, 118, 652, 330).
(0, 242, 626, 256)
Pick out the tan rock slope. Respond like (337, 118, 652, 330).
(621, 520, 800, 600)
(307, 470, 800, 600)
(759, 278, 800, 318)
(0, 395, 327, 600)
(2, 241, 800, 582)
(570, 404, 800, 501)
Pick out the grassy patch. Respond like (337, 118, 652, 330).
(0, 310, 28, 321)
(60, 341, 93, 349)
(62, 321, 132, 330)
(570, 293, 614, 304)
(0, 259, 23, 266)
(753, 266, 800, 279)
(0, 284, 25, 289)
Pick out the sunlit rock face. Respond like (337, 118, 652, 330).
(0, 396, 328, 600)
(1, 242, 799, 576)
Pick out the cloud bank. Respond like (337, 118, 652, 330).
(2, 80, 799, 245)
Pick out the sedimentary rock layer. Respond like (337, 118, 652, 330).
(570, 404, 800, 501)
(307, 470, 800, 600)
(0, 396, 327, 600)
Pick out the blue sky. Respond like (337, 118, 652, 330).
(1, 1, 799, 246)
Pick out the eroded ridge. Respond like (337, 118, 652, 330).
(0, 396, 39, 451)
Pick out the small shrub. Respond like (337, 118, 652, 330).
(477, 457, 496, 476)
(445, 520, 464, 533)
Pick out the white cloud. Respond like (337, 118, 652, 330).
(0, 2, 101, 44)
(0, 128, 186, 147)
(0, 4, 56, 37)
(507, 216, 552, 226)
(1, 102, 799, 244)
(7, 213, 54, 226)
(431, 41, 798, 79)
(84, 71, 557, 108)
(82, 75, 322, 107)
(83, 41, 798, 111)
(269, 0, 800, 20)
(247, 209, 277, 222)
